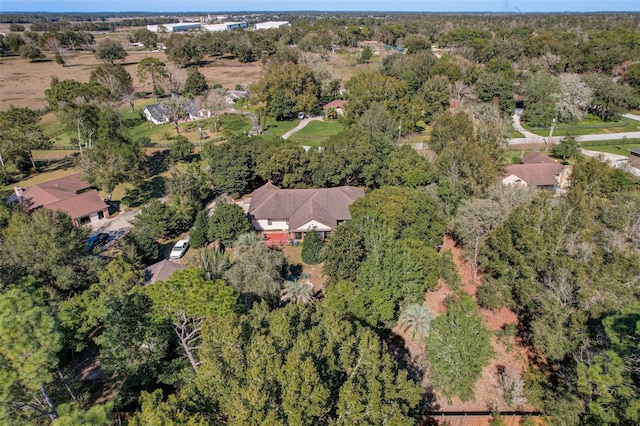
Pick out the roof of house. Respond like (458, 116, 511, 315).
(249, 182, 364, 231)
(629, 148, 640, 156)
(144, 103, 168, 120)
(21, 174, 108, 219)
(144, 260, 187, 284)
(225, 90, 249, 101)
(521, 151, 557, 164)
(503, 163, 564, 186)
(323, 100, 347, 111)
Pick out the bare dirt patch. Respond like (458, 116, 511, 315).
(398, 236, 535, 415)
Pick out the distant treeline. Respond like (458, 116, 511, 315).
(0, 14, 179, 30)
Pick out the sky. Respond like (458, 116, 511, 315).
(1, 0, 638, 13)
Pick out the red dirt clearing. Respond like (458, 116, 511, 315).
(408, 236, 535, 414)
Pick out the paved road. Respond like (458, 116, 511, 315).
(281, 116, 323, 140)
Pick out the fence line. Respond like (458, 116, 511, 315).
(580, 138, 639, 147)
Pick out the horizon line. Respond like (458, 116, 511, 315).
(1, 10, 639, 14)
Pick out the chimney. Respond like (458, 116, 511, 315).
(13, 186, 24, 199)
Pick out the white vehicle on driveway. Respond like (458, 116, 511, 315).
(170, 239, 189, 259)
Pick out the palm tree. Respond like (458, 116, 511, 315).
(280, 280, 315, 305)
(398, 304, 434, 343)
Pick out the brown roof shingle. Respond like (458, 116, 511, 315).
(21, 173, 108, 220)
(144, 260, 187, 284)
(249, 183, 364, 231)
(504, 163, 564, 186)
(521, 151, 557, 164)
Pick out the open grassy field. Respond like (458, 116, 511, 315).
(288, 120, 345, 146)
(581, 139, 640, 155)
(0, 50, 263, 111)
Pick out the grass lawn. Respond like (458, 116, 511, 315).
(288, 120, 345, 146)
(523, 115, 640, 137)
(261, 118, 299, 138)
(581, 141, 640, 156)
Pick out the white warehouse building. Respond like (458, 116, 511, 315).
(254, 21, 290, 30)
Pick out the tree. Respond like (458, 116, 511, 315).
(189, 209, 209, 249)
(404, 33, 431, 53)
(148, 268, 241, 371)
(196, 303, 422, 425)
(203, 136, 260, 197)
(425, 295, 494, 402)
(129, 199, 175, 241)
(520, 71, 560, 127)
(0, 289, 61, 423)
(81, 132, 147, 200)
(224, 233, 285, 307)
(0, 210, 96, 297)
(131, 28, 158, 49)
(207, 203, 252, 248)
(452, 185, 535, 284)
(301, 228, 323, 264)
(170, 135, 194, 162)
(557, 73, 592, 122)
(19, 43, 45, 61)
(383, 144, 434, 187)
(417, 75, 451, 123)
(53, 402, 112, 426)
(475, 69, 514, 114)
(0, 106, 51, 170)
(576, 308, 640, 425)
(255, 143, 308, 188)
(183, 66, 209, 98)
(163, 95, 187, 134)
(583, 73, 638, 121)
(280, 280, 315, 305)
(90, 63, 135, 110)
(94, 38, 127, 65)
(137, 57, 169, 101)
(398, 303, 434, 343)
(129, 390, 207, 426)
(626, 62, 640, 89)
(359, 45, 373, 63)
(250, 62, 321, 120)
(45, 78, 109, 152)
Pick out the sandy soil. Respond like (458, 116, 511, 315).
(0, 50, 263, 111)
(394, 236, 535, 414)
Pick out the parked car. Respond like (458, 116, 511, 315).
(297, 112, 305, 119)
(87, 232, 110, 252)
(170, 239, 189, 259)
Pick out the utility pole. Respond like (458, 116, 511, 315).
(546, 117, 556, 153)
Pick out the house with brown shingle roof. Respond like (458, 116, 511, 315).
(16, 173, 110, 227)
(502, 150, 572, 192)
(322, 100, 347, 118)
(144, 259, 187, 284)
(521, 151, 558, 165)
(248, 182, 364, 241)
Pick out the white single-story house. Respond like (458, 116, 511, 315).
(225, 90, 250, 105)
(143, 100, 212, 125)
(502, 152, 569, 192)
(248, 182, 364, 242)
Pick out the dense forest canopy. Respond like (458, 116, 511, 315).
(1, 10, 640, 425)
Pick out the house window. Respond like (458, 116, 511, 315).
(267, 219, 273, 225)
(324, 231, 331, 239)
(294, 232, 302, 240)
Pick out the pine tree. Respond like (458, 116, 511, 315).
(301, 228, 323, 264)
